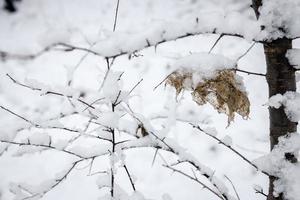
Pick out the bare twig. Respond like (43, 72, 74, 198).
(236, 42, 256, 62)
(6, 74, 96, 109)
(22, 158, 89, 200)
(224, 175, 240, 200)
(191, 124, 270, 176)
(153, 74, 171, 91)
(209, 34, 224, 53)
(113, 0, 121, 31)
(254, 187, 268, 197)
(0, 140, 83, 158)
(163, 165, 225, 200)
(0, 105, 83, 133)
(124, 165, 136, 191)
(114, 78, 143, 106)
(0, 105, 37, 126)
(233, 68, 265, 76)
(151, 148, 159, 166)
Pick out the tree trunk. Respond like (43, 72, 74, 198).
(264, 38, 297, 200)
(252, 1, 297, 200)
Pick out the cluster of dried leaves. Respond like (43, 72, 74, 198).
(166, 69, 250, 124)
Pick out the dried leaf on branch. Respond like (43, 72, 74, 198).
(166, 69, 250, 124)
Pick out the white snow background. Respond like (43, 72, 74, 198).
(0, 0, 300, 200)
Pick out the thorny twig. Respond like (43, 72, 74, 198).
(6, 73, 96, 109)
(163, 165, 225, 200)
(191, 124, 270, 176)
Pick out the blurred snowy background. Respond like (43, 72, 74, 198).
(0, 0, 299, 200)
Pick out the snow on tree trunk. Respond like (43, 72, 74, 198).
(252, 1, 298, 200)
(265, 38, 297, 200)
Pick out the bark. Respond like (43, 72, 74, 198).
(252, 1, 297, 200)
(264, 38, 297, 200)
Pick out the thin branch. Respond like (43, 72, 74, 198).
(233, 68, 266, 76)
(98, 62, 112, 91)
(127, 78, 143, 96)
(191, 124, 270, 176)
(209, 34, 224, 53)
(0, 30, 259, 62)
(151, 148, 159, 166)
(6, 73, 96, 109)
(123, 165, 136, 191)
(224, 175, 240, 200)
(82, 97, 105, 112)
(153, 74, 171, 91)
(114, 78, 143, 106)
(0, 43, 59, 61)
(23, 158, 88, 200)
(0, 105, 37, 126)
(0, 140, 84, 158)
(163, 165, 225, 200)
(121, 104, 232, 199)
(254, 188, 268, 197)
(0, 104, 83, 133)
(236, 42, 256, 62)
(113, 0, 121, 32)
(113, 90, 122, 105)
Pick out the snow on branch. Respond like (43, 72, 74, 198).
(253, 133, 300, 200)
(6, 74, 97, 109)
(268, 92, 300, 122)
(165, 53, 250, 124)
(9, 157, 92, 200)
(258, 0, 300, 40)
(116, 116, 235, 200)
(0, 13, 263, 62)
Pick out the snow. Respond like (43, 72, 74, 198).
(286, 49, 300, 69)
(28, 132, 50, 145)
(67, 144, 109, 158)
(24, 78, 81, 98)
(202, 127, 218, 137)
(162, 194, 172, 200)
(37, 26, 70, 47)
(268, 92, 300, 122)
(12, 146, 46, 157)
(1, 0, 299, 200)
(258, 0, 300, 40)
(90, 15, 261, 57)
(221, 135, 233, 147)
(52, 139, 69, 150)
(170, 52, 236, 88)
(101, 71, 123, 103)
(97, 111, 120, 129)
(173, 53, 236, 72)
(253, 133, 300, 200)
(96, 174, 111, 189)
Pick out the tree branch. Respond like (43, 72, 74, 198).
(191, 124, 270, 176)
(0, 140, 84, 158)
(6, 73, 96, 109)
(124, 165, 136, 191)
(163, 165, 225, 200)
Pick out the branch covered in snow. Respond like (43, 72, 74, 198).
(253, 133, 300, 200)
